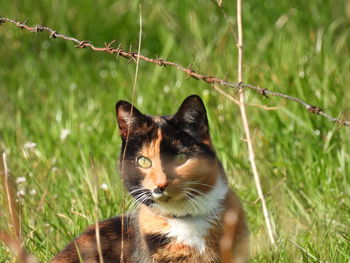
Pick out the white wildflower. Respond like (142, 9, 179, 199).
(137, 96, 143, 105)
(30, 189, 37, 196)
(100, 183, 109, 191)
(17, 189, 25, 197)
(163, 85, 170, 93)
(16, 177, 26, 184)
(203, 90, 210, 96)
(24, 142, 36, 149)
(175, 80, 182, 88)
(60, 129, 71, 141)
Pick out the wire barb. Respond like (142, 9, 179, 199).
(50, 31, 58, 39)
(307, 105, 322, 114)
(0, 16, 349, 127)
(260, 88, 269, 98)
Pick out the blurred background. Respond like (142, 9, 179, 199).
(1, 0, 349, 261)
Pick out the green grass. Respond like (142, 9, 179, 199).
(1, 0, 350, 262)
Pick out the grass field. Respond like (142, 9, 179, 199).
(1, 0, 350, 262)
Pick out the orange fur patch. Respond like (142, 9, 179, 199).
(138, 205, 169, 234)
(140, 129, 168, 189)
(174, 158, 219, 195)
(219, 190, 249, 263)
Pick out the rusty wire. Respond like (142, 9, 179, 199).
(0, 17, 349, 127)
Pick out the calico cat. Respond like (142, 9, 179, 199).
(51, 95, 249, 263)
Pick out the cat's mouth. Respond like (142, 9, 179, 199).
(129, 188, 174, 205)
(152, 192, 188, 206)
(152, 193, 171, 202)
(129, 187, 188, 207)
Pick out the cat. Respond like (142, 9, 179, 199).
(50, 95, 249, 263)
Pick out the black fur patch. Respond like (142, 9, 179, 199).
(144, 233, 171, 254)
(51, 216, 135, 263)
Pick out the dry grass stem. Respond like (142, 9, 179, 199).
(1, 153, 21, 248)
(0, 153, 39, 263)
(236, 0, 276, 245)
(1, 153, 20, 240)
(119, 5, 143, 262)
(89, 157, 104, 263)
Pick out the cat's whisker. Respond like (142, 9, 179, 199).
(134, 194, 146, 203)
(181, 187, 206, 197)
(182, 185, 225, 223)
(127, 198, 141, 212)
(136, 193, 152, 205)
(129, 193, 146, 207)
(182, 186, 224, 222)
(184, 193, 200, 214)
(129, 188, 145, 195)
(127, 188, 154, 208)
(180, 181, 215, 189)
(184, 190, 222, 224)
(183, 191, 208, 214)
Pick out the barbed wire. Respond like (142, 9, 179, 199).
(0, 17, 349, 127)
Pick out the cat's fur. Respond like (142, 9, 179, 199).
(51, 95, 249, 263)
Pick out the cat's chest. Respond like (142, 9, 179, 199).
(165, 216, 211, 253)
(139, 215, 220, 263)
(149, 219, 219, 263)
(140, 217, 219, 263)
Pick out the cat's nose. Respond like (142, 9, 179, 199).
(153, 185, 166, 195)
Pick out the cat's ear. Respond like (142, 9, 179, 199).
(116, 101, 146, 140)
(172, 95, 211, 145)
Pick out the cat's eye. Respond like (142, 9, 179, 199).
(174, 153, 188, 166)
(136, 156, 152, 168)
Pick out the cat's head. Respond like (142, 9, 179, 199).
(116, 95, 226, 217)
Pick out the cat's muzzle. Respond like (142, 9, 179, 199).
(152, 188, 170, 202)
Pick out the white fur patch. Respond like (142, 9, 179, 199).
(160, 177, 228, 253)
(166, 216, 210, 254)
